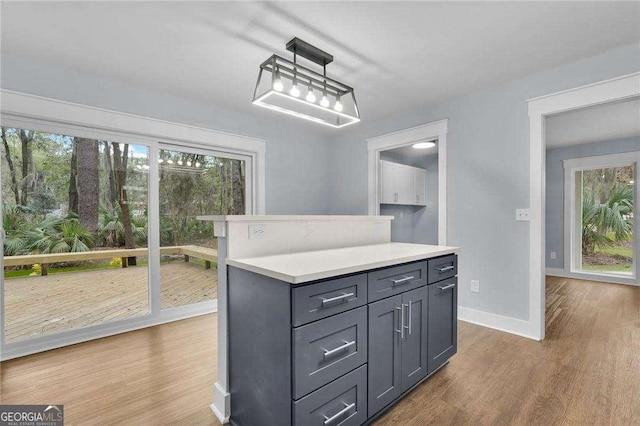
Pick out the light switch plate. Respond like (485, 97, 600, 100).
(471, 280, 480, 293)
(516, 209, 531, 222)
(374, 222, 385, 233)
(248, 224, 267, 239)
(550, 252, 556, 259)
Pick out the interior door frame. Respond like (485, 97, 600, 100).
(0, 90, 266, 360)
(366, 119, 448, 245)
(527, 72, 640, 341)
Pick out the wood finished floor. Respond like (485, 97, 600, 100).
(4, 261, 217, 342)
(1, 276, 638, 425)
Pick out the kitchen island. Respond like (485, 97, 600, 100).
(200, 215, 459, 426)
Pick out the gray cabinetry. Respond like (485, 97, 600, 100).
(367, 295, 402, 416)
(228, 254, 457, 426)
(401, 286, 429, 391)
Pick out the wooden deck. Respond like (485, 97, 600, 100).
(4, 261, 217, 342)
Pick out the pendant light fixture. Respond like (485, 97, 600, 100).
(252, 37, 360, 129)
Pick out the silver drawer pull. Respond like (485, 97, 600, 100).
(323, 402, 355, 425)
(322, 340, 356, 360)
(321, 292, 355, 306)
(395, 305, 405, 339)
(391, 275, 414, 285)
(437, 265, 455, 272)
(437, 283, 456, 291)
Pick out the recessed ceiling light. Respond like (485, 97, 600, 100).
(412, 141, 436, 149)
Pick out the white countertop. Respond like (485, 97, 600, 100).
(197, 214, 393, 222)
(226, 243, 459, 284)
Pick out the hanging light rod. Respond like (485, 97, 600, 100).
(252, 37, 360, 129)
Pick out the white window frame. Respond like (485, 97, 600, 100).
(0, 89, 266, 360)
(563, 152, 639, 285)
(366, 119, 448, 245)
(528, 72, 640, 341)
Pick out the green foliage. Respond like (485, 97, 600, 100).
(24, 216, 95, 254)
(98, 204, 147, 247)
(582, 185, 633, 255)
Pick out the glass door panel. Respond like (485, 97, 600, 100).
(1, 127, 149, 342)
(576, 166, 634, 275)
(158, 148, 246, 310)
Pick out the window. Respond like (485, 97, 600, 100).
(0, 90, 264, 359)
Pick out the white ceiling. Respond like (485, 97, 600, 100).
(546, 98, 640, 148)
(385, 143, 438, 159)
(2, 2, 639, 133)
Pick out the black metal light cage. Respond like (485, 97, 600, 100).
(252, 39, 360, 129)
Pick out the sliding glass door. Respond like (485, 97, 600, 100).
(157, 146, 249, 311)
(566, 153, 638, 280)
(1, 128, 150, 342)
(1, 126, 253, 355)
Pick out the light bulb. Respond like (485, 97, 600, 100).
(177, 160, 183, 165)
(167, 159, 173, 164)
(306, 87, 316, 103)
(320, 95, 330, 107)
(273, 78, 283, 92)
(334, 99, 343, 112)
(187, 161, 192, 167)
(158, 159, 164, 163)
(195, 162, 201, 168)
(290, 83, 300, 98)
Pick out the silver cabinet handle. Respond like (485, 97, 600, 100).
(321, 292, 354, 307)
(408, 301, 412, 335)
(391, 275, 414, 285)
(395, 305, 405, 339)
(438, 283, 456, 291)
(323, 402, 355, 425)
(323, 340, 355, 360)
(437, 265, 455, 272)
(402, 303, 410, 335)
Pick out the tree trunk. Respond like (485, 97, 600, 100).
(19, 130, 35, 207)
(232, 160, 245, 214)
(1, 127, 20, 205)
(68, 139, 79, 215)
(103, 141, 117, 208)
(112, 142, 136, 265)
(75, 138, 100, 232)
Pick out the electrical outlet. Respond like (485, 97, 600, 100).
(471, 280, 480, 293)
(550, 252, 556, 259)
(516, 209, 531, 222)
(248, 224, 267, 239)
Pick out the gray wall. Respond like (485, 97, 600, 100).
(328, 43, 640, 321)
(545, 137, 640, 269)
(379, 152, 438, 244)
(0, 54, 332, 215)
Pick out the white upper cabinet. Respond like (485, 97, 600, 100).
(379, 160, 427, 206)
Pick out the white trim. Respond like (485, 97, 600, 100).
(528, 72, 640, 341)
(0, 90, 266, 359)
(210, 383, 230, 424)
(366, 119, 448, 245)
(563, 152, 639, 281)
(457, 306, 540, 341)
(545, 268, 639, 287)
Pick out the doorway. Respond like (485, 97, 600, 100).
(529, 73, 640, 340)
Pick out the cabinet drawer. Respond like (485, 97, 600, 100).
(293, 274, 367, 327)
(293, 307, 367, 399)
(367, 261, 427, 302)
(427, 254, 457, 284)
(293, 365, 367, 426)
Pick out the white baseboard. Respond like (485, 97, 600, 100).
(545, 268, 638, 286)
(210, 382, 230, 424)
(458, 306, 541, 341)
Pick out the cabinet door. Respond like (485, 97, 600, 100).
(368, 295, 402, 417)
(414, 168, 426, 206)
(401, 286, 429, 392)
(395, 165, 415, 205)
(380, 160, 396, 204)
(427, 278, 458, 374)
